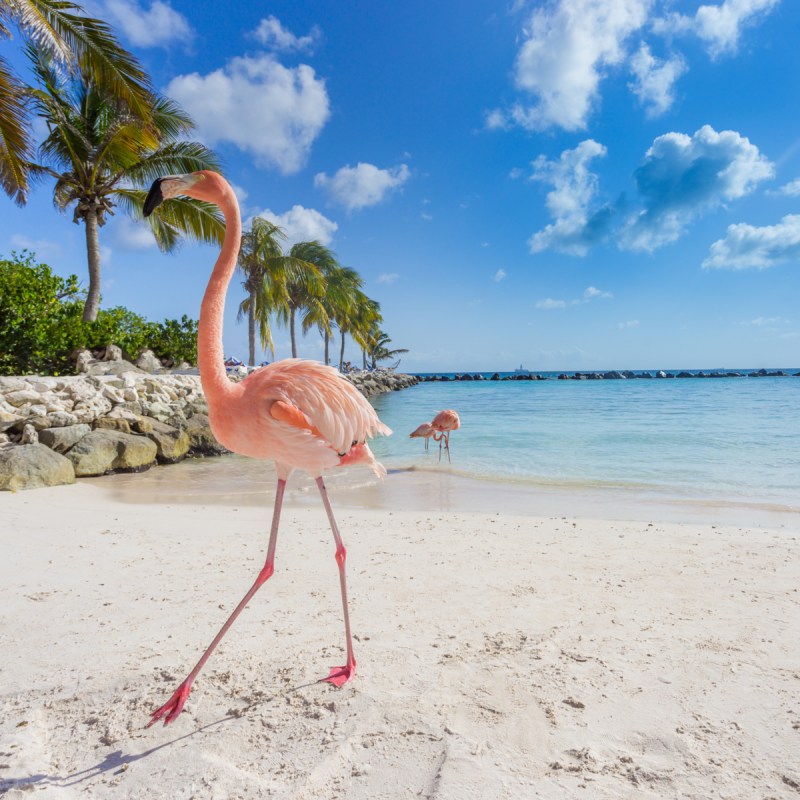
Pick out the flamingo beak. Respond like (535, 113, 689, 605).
(143, 173, 204, 217)
(143, 178, 166, 217)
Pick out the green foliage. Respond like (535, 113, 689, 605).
(0, 251, 197, 375)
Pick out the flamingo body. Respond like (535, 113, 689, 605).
(142, 170, 391, 727)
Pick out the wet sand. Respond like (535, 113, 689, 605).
(1, 468, 798, 798)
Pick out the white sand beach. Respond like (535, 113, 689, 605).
(1, 470, 798, 799)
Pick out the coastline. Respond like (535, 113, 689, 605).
(1, 471, 798, 798)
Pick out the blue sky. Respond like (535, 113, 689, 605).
(3, 0, 800, 371)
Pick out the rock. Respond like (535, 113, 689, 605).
(140, 418, 190, 463)
(104, 344, 123, 361)
(87, 359, 143, 377)
(66, 430, 157, 476)
(94, 416, 132, 434)
(75, 349, 93, 373)
(38, 423, 92, 453)
(136, 349, 163, 372)
(0, 444, 75, 491)
(20, 424, 38, 444)
(3, 389, 41, 407)
(183, 413, 226, 456)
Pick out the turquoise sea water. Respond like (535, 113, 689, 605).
(367, 373, 800, 507)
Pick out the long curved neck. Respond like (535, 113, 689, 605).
(198, 184, 242, 402)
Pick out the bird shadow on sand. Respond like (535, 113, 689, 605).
(0, 676, 331, 794)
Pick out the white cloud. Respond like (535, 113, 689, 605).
(773, 178, 800, 197)
(622, 125, 774, 251)
(653, 0, 779, 59)
(629, 43, 686, 117)
(421, 212, 433, 221)
(252, 15, 320, 51)
(617, 319, 640, 328)
(252, 205, 338, 247)
(98, 0, 192, 48)
(314, 163, 410, 211)
(10, 235, 62, 259)
(377, 273, 399, 284)
(583, 286, 613, 300)
(536, 298, 567, 309)
(494, 269, 507, 282)
(528, 139, 612, 255)
(167, 55, 329, 174)
(506, 0, 651, 131)
(741, 316, 790, 326)
(702, 214, 800, 270)
(112, 217, 156, 250)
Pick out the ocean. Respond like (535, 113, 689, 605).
(367, 371, 800, 508)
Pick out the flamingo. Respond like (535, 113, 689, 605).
(430, 409, 460, 463)
(142, 171, 391, 727)
(408, 422, 439, 451)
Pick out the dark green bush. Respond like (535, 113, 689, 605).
(0, 252, 198, 375)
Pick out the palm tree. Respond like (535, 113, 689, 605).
(344, 294, 381, 371)
(275, 241, 328, 358)
(0, 0, 152, 205)
(27, 50, 224, 321)
(236, 218, 289, 366)
(318, 263, 362, 366)
(366, 329, 408, 370)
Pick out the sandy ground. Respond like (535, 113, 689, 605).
(1, 477, 798, 799)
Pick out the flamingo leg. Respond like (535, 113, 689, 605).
(315, 476, 356, 687)
(444, 432, 451, 463)
(146, 478, 287, 727)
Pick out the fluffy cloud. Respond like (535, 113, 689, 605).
(702, 214, 800, 270)
(314, 163, 410, 211)
(629, 44, 687, 117)
(167, 55, 329, 174)
(112, 217, 156, 250)
(252, 15, 320, 52)
(96, 0, 192, 47)
(583, 286, 613, 301)
(773, 178, 800, 197)
(653, 0, 779, 59)
(617, 319, 640, 329)
(536, 298, 567, 309)
(252, 205, 337, 247)
(622, 125, 773, 251)
(377, 273, 399, 284)
(494, 269, 507, 282)
(528, 139, 612, 255)
(494, 0, 650, 131)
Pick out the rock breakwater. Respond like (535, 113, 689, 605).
(0, 366, 420, 491)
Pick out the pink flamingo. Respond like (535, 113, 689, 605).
(142, 171, 391, 727)
(409, 422, 439, 451)
(430, 409, 460, 463)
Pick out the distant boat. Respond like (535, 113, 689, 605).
(513, 364, 532, 376)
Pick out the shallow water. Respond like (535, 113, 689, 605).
(369, 375, 800, 507)
(88, 373, 800, 527)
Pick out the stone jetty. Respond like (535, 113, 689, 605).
(420, 368, 798, 382)
(0, 350, 421, 491)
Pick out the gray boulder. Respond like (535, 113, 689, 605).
(38, 423, 92, 453)
(0, 444, 75, 491)
(67, 430, 157, 476)
(140, 418, 190, 463)
(136, 349, 163, 372)
(183, 413, 226, 456)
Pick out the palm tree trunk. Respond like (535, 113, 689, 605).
(290, 307, 297, 358)
(248, 290, 256, 366)
(324, 332, 329, 365)
(339, 330, 346, 371)
(82, 211, 102, 322)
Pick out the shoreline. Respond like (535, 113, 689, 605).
(84, 454, 800, 528)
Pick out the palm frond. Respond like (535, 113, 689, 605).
(0, 55, 32, 204)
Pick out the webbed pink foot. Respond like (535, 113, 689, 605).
(146, 679, 193, 728)
(323, 660, 356, 687)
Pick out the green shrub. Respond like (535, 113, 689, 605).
(0, 252, 198, 375)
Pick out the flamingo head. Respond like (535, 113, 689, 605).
(143, 171, 228, 216)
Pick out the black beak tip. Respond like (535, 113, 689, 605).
(143, 179, 164, 218)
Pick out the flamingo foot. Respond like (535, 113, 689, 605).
(146, 679, 193, 728)
(322, 661, 356, 687)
